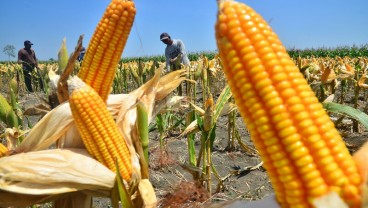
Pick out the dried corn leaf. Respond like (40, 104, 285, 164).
(189, 102, 206, 116)
(0, 148, 115, 193)
(48, 67, 60, 91)
(322, 94, 335, 103)
(180, 102, 235, 139)
(177, 119, 200, 139)
(53, 192, 92, 208)
(0, 148, 115, 207)
(23, 103, 51, 117)
(358, 72, 368, 89)
(321, 65, 337, 84)
(155, 69, 191, 101)
(162, 95, 187, 109)
(137, 179, 157, 208)
(115, 68, 187, 146)
(4, 127, 21, 150)
(219, 102, 237, 116)
(153, 95, 188, 117)
(14, 103, 75, 153)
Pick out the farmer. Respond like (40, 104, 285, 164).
(160, 32, 190, 71)
(78, 47, 86, 63)
(18, 40, 38, 92)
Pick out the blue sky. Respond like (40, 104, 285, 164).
(1, 0, 367, 61)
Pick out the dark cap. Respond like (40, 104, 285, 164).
(160, 32, 170, 41)
(24, 40, 33, 46)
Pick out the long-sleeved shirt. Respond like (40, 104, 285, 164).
(18, 48, 37, 67)
(164, 39, 190, 70)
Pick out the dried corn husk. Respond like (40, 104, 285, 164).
(0, 148, 115, 207)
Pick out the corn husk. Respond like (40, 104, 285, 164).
(14, 102, 76, 152)
(155, 69, 190, 101)
(137, 179, 157, 208)
(48, 66, 60, 92)
(0, 92, 18, 128)
(153, 95, 188, 117)
(4, 127, 20, 150)
(57, 37, 68, 73)
(0, 148, 115, 207)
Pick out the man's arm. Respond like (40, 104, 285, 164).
(176, 40, 186, 56)
(17, 50, 23, 64)
(33, 50, 38, 67)
(174, 40, 190, 65)
(165, 49, 171, 71)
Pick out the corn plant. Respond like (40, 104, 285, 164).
(155, 110, 185, 154)
(181, 84, 232, 194)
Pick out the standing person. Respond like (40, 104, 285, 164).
(160, 32, 190, 71)
(78, 47, 86, 63)
(18, 40, 38, 92)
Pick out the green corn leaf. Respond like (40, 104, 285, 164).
(136, 102, 149, 163)
(213, 84, 232, 122)
(323, 101, 368, 130)
(209, 125, 216, 150)
(9, 88, 22, 128)
(156, 114, 165, 133)
(186, 110, 197, 166)
(113, 161, 134, 208)
(196, 112, 204, 132)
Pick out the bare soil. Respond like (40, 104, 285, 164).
(147, 115, 273, 207)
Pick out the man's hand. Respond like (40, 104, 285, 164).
(170, 57, 178, 63)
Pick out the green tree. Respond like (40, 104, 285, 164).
(3, 44, 16, 61)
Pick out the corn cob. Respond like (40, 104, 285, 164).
(77, 0, 136, 102)
(69, 79, 132, 181)
(0, 93, 18, 128)
(215, 0, 362, 207)
(0, 143, 8, 158)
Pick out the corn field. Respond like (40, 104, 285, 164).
(1, 52, 368, 207)
(1, 0, 368, 208)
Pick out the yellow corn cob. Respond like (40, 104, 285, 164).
(0, 143, 8, 158)
(215, 0, 362, 207)
(78, 0, 136, 102)
(69, 80, 132, 181)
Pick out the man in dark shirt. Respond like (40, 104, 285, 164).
(18, 40, 38, 92)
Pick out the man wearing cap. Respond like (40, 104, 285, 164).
(18, 40, 38, 92)
(160, 32, 190, 71)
